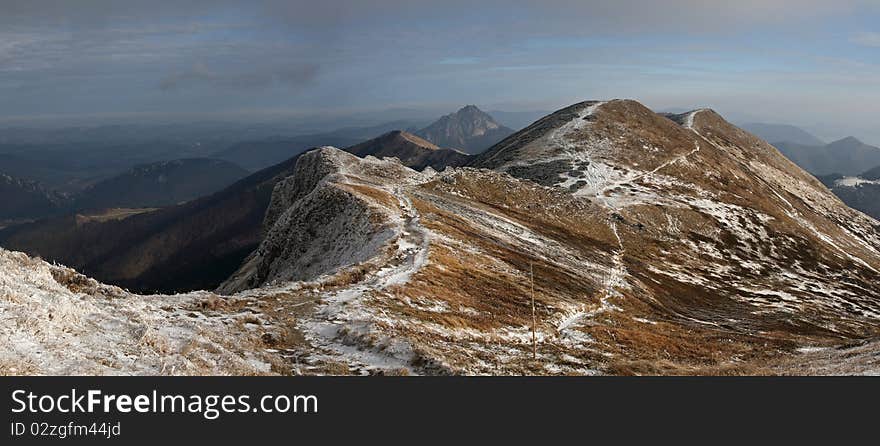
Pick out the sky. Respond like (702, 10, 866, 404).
(2, 0, 880, 142)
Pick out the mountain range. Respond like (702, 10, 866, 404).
(0, 156, 300, 293)
(818, 166, 880, 220)
(5, 99, 879, 375)
(739, 123, 880, 219)
(774, 137, 880, 176)
(741, 123, 826, 146)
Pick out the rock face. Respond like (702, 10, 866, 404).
(72, 158, 248, 210)
(0, 173, 64, 220)
(345, 130, 469, 171)
(416, 105, 515, 154)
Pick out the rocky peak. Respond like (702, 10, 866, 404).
(415, 105, 515, 154)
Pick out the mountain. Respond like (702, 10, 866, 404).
(0, 173, 65, 220)
(215, 99, 880, 375)
(0, 155, 302, 294)
(774, 137, 880, 176)
(213, 121, 428, 172)
(344, 131, 469, 171)
(72, 158, 248, 210)
(0, 140, 230, 193)
(818, 164, 880, 220)
(4, 99, 880, 375)
(741, 123, 824, 146)
(415, 105, 515, 154)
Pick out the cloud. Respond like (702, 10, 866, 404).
(159, 62, 318, 91)
(1, 0, 871, 30)
(851, 31, 880, 47)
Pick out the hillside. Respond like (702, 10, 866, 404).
(0, 173, 64, 220)
(0, 156, 301, 294)
(73, 158, 248, 210)
(4, 99, 880, 375)
(818, 165, 880, 220)
(214, 99, 880, 374)
(345, 130, 469, 171)
(416, 105, 515, 154)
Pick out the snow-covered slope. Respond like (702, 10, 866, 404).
(0, 250, 277, 375)
(818, 170, 880, 220)
(219, 148, 433, 293)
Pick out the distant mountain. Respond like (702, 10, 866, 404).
(0, 173, 64, 220)
(73, 158, 248, 210)
(741, 123, 825, 146)
(487, 110, 551, 130)
(0, 139, 230, 193)
(774, 137, 880, 176)
(818, 165, 880, 220)
(415, 105, 515, 155)
(345, 131, 469, 171)
(214, 120, 428, 172)
(0, 155, 302, 293)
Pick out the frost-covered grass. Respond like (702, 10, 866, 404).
(0, 250, 276, 375)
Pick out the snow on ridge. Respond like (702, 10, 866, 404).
(684, 108, 710, 130)
(0, 249, 273, 375)
(835, 176, 879, 188)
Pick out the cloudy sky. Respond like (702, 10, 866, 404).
(2, 0, 880, 142)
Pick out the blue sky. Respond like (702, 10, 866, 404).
(1, 0, 880, 142)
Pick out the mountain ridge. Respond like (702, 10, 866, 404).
(3, 98, 880, 375)
(344, 130, 469, 171)
(773, 137, 880, 176)
(72, 158, 248, 210)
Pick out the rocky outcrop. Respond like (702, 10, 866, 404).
(218, 148, 430, 293)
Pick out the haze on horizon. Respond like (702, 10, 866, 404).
(2, 0, 880, 143)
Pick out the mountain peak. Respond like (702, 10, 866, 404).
(457, 104, 484, 114)
(415, 106, 515, 154)
(831, 136, 864, 146)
